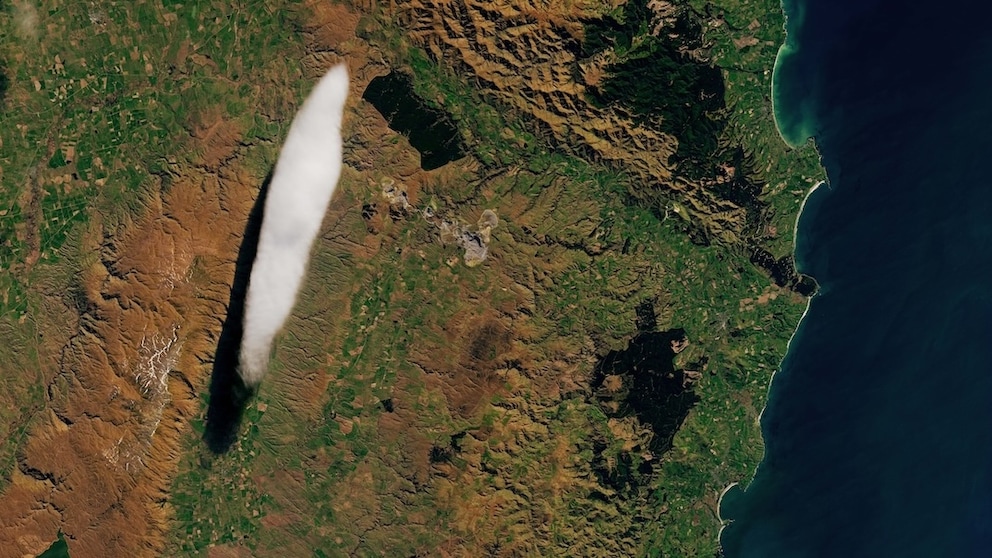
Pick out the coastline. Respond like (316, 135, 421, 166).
(717, 0, 828, 539)
(0, 0, 835, 553)
(717, 180, 825, 536)
(770, 0, 815, 149)
(717, 0, 992, 552)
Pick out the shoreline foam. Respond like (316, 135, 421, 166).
(717, 0, 829, 540)
(770, 0, 816, 148)
(717, 180, 825, 536)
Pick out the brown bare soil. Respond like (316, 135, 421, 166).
(392, 0, 750, 242)
(0, 153, 260, 556)
(0, 1, 805, 556)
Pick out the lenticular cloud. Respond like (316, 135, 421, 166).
(238, 64, 349, 387)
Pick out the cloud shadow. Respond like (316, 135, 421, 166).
(203, 171, 271, 454)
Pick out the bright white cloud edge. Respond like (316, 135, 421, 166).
(238, 64, 349, 387)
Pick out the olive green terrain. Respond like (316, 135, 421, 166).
(0, 0, 306, 497)
(0, 0, 823, 556)
(169, 0, 822, 555)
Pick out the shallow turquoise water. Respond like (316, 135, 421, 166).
(721, 1, 992, 556)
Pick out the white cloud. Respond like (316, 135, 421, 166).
(239, 64, 349, 386)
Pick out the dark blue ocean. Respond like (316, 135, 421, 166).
(720, 1, 992, 556)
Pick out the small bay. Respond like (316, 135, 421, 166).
(721, 1, 992, 556)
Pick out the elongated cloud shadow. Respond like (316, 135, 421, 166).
(203, 172, 271, 454)
(0, 66, 8, 108)
(237, 65, 348, 386)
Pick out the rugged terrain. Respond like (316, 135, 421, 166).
(0, 0, 821, 556)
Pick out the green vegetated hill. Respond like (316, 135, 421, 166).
(168, 0, 822, 555)
(0, 0, 307, 499)
(0, 0, 822, 555)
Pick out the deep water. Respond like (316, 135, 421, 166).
(721, 1, 992, 556)
(361, 72, 465, 171)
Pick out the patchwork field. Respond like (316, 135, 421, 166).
(0, 0, 821, 555)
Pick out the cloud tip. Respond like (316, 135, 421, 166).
(313, 63, 350, 111)
(236, 364, 265, 389)
(235, 61, 349, 392)
(326, 62, 349, 80)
